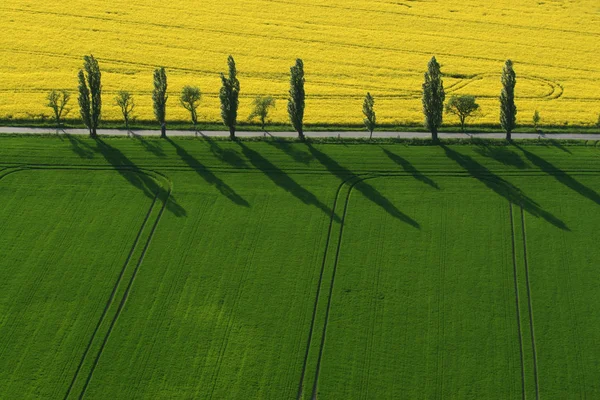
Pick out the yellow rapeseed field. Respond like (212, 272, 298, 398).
(0, 0, 599, 126)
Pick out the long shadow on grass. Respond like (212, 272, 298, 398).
(94, 138, 187, 217)
(442, 145, 569, 230)
(165, 137, 249, 207)
(236, 141, 339, 221)
(66, 134, 95, 159)
(381, 147, 439, 189)
(474, 145, 530, 169)
(264, 139, 314, 165)
(514, 143, 600, 205)
(132, 133, 166, 158)
(544, 140, 572, 154)
(306, 143, 420, 228)
(199, 134, 249, 169)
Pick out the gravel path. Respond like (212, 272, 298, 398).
(0, 126, 598, 140)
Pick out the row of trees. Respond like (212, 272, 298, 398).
(48, 55, 520, 140)
(419, 57, 517, 141)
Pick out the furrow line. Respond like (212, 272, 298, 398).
(520, 207, 540, 400)
(76, 187, 171, 399)
(63, 188, 159, 400)
(309, 175, 374, 399)
(509, 203, 527, 400)
(296, 175, 359, 400)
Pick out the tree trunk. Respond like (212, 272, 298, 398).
(369, 130, 373, 140)
(506, 131, 512, 141)
(298, 129, 305, 141)
(431, 128, 438, 142)
(229, 126, 236, 140)
(161, 123, 166, 138)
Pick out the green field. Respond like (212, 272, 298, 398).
(0, 136, 599, 399)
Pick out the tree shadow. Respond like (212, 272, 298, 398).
(94, 138, 187, 217)
(132, 133, 166, 158)
(306, 143, 420, 228)
(474, 145, 530, 169)
(544, 140, 572, 154)
(236, 141, 340, 221)
(381, 147, 439, 189)
(66, 134, 95, 159)
(264, 140, 314, 164)
(199, 133, 249, 169)
(514, 143, 600, 206)
(442, 145, 569, 230)
(165, 138, 249, 207)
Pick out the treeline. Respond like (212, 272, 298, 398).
(47, 55, 528, 141)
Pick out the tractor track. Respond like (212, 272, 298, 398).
(0, 165, 172, 399)
(296, 175, 360, 400)
(509, 203, 527, 400)
(75, 182, 171, 399)
(62, 178, 160, 400)
(520, 207, 540, 400)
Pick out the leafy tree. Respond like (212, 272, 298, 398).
(533, 110, 540, 132)
(362, 92, 376, 139)
(153, 67, 168, 138)
(248, 95, 276, 131)
(500, 59, 517, 140)
(78, 55, 101, 137)
(115, 91, 134, 133)
(288, 59, 306, 141)
(422, 56, 445, 141)
(219, 55, 240, 140)
(180, 85, 202, 132)
(445, 95, 479, 133)
(46, 90, 70, 132)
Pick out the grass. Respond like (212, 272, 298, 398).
(1, 117, 599, 135)
(0, 136, 598, 398)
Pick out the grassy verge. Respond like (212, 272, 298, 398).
(1, 118, 599, 134)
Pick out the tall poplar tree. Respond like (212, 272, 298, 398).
(500, 59, 517, 140)
(219, 55, 240, 140)
(363, 92, 376, 139)
(153, 67, 168, 138)
(78, 55, 101, 137)
(422, 56, 445, 142)
(288, 59, 306, 141)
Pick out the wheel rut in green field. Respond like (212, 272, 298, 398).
(519, 206, 540, 400)
(509, 203, 527, 400)
(298, 173, 419, 400)
(62, 187, 160, 399)
(65, 169, 172, 400)
(0, 165, 173, 400)
(302, 172, 588, 399)
(296, 176, 359, 400)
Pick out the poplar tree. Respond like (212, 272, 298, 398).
(219, 55, 240, 140)
(288, 59, 306, 141)
(153, 67, 168, 138)
(500, 59, 517, 140)
(78, 55, 101, 137)
(422, 56, 445, 141)
(362, 92, 376, 139)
